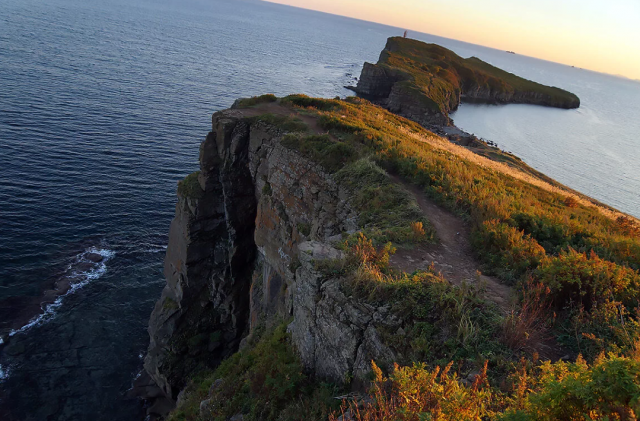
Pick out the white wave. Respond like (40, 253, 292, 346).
(142, 247, 167, 253)
(8, 246, 115, 338)
(0, 364, 8, 382)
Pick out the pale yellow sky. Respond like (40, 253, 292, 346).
(266, 0, 640, 80)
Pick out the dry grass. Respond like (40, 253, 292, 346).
(394, 124, 637, 225)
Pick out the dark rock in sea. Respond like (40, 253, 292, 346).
(84, 252, 104, 263)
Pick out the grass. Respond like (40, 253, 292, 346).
(247, 113, 308, 133)
(167, 94, 640, 421)
(235, 94, 278, 108)
(168, 322, 342, 421)
(334, 158, 435, 245)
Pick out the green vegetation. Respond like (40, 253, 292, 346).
(335, 159, 435, 245)
(169, 94, 639, 421)
(281, 133, 358, 173)
(370, 37, 579, 117)
(235, 94, 278, 108)
(333, 233, 507, 365)
(271, 95, 640, 360)
(332, 353, 640, 421)
(168, 323, 342, 421)
(178, 171, 204, 200)
(247, 113, 308, 133)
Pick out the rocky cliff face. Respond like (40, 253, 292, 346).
(141, 109, 401, 416)
(352, 37, 580, 128)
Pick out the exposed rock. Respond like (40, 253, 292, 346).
(199, 399, 211, 418)
(142, 108, 404, 415)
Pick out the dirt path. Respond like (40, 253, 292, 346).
(389, 176, 513, 311)
(237, 102, 514, 310)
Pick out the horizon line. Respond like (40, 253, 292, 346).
(260, 0, 639, 83)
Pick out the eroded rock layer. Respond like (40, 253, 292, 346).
(142, 109, 400, 416)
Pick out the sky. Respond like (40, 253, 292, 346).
(266, 0, 640, 80)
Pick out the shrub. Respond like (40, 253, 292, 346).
(331, 361, 495, 421)
(503, 354, 640, 420)
(569, 300, 640, 359)
(334, 354, 640, 421)
(177, 171, 203, 200)
(501, 281, 552, 353)
(536, 248, 640, 310)
(472, 220, 546, 283)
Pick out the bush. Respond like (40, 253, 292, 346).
(331, 361, 494, 421)
(503, 354, 640, 420)
(178, 171, 203, 200)
(501, 282, 552, 354)
(536, 248, 640, 310)
(472, 220, 546, 283)
(169, 323, 341, 421)
(334, 354, 640, 421)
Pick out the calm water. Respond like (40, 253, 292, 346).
(0, 0, 638, 419)
(450, 55, 640, 218)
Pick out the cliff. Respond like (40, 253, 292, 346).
(140, 95, 640, 421)
(140, 99, 413, 418)
(352, 37, 580, 126)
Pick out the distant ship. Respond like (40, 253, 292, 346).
(506, 50, 516, 54)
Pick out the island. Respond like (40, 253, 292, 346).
(349, 37, 580, 127)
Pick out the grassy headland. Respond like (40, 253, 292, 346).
(173, 94, 640, 420)
(354, 37, 580, 125)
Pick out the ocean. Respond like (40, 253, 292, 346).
(0, 0, 638, 419)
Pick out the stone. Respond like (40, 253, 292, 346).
(209, 378, 224, 395)
(199, 399, 211, 417)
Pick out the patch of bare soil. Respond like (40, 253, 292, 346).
(388, 175, 513, 312)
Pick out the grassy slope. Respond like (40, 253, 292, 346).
(377, 37, 580, 115)
(172, 95, 640, 420)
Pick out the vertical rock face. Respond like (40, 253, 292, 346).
(145, 116, 257, 400)
(143, 110, 400, 412)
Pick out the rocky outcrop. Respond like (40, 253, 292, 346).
(352, 37, 580, 128)
(141, 109, 402, 417)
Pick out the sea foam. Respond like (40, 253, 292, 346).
(8, 246, 116, 338)
(0, 363, 8, 382)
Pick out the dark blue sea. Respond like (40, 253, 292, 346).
(0, 0, 638, 419)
